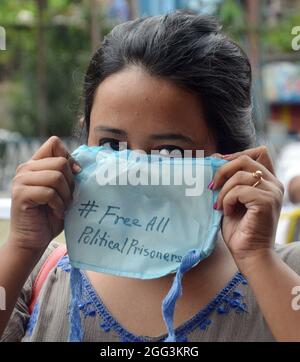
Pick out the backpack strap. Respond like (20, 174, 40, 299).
(29, 244, 67, 314)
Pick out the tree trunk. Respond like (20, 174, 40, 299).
(36, 0, 47, 137)
(126, 0, 139, 19)
(245, 0, 266, 135)
(90, 0, 102, 53)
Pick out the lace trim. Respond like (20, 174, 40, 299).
(57, 256, 248, 342)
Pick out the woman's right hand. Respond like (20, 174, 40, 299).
(8, 136, 81, 253)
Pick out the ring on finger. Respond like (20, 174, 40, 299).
(252, 170, 263, 188)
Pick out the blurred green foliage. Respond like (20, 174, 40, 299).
(0, 0, 109, 137)
(218, 0, 246, 39)
(10, 25, 90, 137)
(0, 0, 299, 138)
(263, 12, 300, 52)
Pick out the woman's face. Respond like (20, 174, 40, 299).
(88, 66, 217, 156)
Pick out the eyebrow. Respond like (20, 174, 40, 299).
(94, 126, 127, 136)
(94, 125, 195, 144)
(150, 133, 195, 144)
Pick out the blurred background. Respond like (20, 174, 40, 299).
(0, 0, 300, 243)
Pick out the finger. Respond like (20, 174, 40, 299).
(13, 185, 65, 219)
(222, 146, 275, 175)
(31, 136, 81, 174)
(212, 155, 278, 190)
(16, 157, 76, 193)
(210, 153, 224, 159)
(222, 184, 279, 216)
(32, 136, 69, 160)
(68, 156, 81, 174)
(216, 171, 279, 210)
(14, 170, 72, 208)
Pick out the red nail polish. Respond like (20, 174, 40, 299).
(72, 163, 81, 174)
(208, 181, 215, 190)
(213, 202, 218, 210)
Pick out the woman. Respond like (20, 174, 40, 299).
(1, 11, 300, 342)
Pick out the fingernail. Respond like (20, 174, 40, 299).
(208, 181, 215, 190)
(213, 202, 218, 210)
(222, 154, 232, 159)
(72, 163, 81, 174)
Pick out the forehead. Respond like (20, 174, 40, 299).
(90, 67, 205, 132)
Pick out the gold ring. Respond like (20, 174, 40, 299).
(252, 170, 263, 188)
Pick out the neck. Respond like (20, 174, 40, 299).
(87, 235, 237, 294)
(85, 235, 238, 337)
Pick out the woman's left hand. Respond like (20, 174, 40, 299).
(211, 146, 284, 265)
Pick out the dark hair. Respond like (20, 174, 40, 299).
(83, 11, 255, 153)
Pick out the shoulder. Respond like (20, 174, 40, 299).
(0, 240, 63, 342)
(275, 242, 300, 275)
(26, 240, 62, 288)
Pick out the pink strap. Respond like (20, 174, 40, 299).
(29, 244, 67, 314)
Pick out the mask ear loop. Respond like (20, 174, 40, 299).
(162, 249, 204, 342)
(161, 201, 222, 342)
(68, 267, 84, 342)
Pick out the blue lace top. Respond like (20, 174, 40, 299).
(27, 255, 249, 342)
(4, 241, 300, 342)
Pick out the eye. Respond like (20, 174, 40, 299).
(99, 139, 127, 152)
(157, 146, 185, 158)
